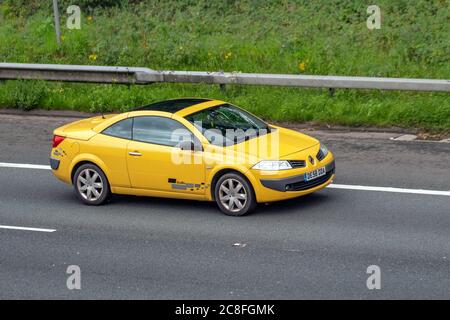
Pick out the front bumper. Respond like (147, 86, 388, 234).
(260, 160, 335, 192)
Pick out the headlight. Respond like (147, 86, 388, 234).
(252, 160, 292, 171)
(320, 144, 329, 158)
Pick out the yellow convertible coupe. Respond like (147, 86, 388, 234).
(50, 99, 335, 216)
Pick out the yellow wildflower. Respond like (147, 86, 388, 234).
(298, 61, 306, 72)
(88, 53, 98, 61)
(87, 16, 93, 23)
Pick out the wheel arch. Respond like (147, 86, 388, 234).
(209, 167, 255, 201)
(70, 154, 110, 185)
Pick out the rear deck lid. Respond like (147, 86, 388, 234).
(53, 115, 115, 140)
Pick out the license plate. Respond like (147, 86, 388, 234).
(304, 167, 326, 182)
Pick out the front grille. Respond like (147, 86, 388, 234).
(286, 169, 334, 191)
(316, 149, 325, 161)
(288, 160, 306, 168)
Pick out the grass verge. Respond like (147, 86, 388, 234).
(0, 0, 448, 132)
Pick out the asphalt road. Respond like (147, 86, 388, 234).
(0, 114, 449, 299)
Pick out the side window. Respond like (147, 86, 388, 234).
(102, 118, 133, 140)
(133, 116, 193, 147)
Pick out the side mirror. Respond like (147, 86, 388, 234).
(179, 140, 203, 152)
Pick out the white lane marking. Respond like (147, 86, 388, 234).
(0, 162, 449, 197)
(0, 225, 56, 233)
(0, 162, 50, 170)
(328, 184, 450, 196)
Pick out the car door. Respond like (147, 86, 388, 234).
(126, 116, 205, 195)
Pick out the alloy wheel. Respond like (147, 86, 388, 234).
(76, 168, 104, 202)
(218, 178, 248, 213)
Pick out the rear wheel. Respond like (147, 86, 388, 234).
(73, 164, 110, 205)
(214, 173, 256, 216)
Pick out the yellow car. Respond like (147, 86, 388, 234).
(50, 98, 335, 216)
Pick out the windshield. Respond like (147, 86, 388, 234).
(185, 104, 270, 146)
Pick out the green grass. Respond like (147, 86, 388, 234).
(0, 0, 449, 132)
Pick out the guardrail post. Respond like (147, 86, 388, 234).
(52, 0, 62, 46)
(219, 83, 226, 93)
(328, 88, 336, 97)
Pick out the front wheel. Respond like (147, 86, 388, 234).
(73, 164, 110, 206)
(214, 173, 256, 216)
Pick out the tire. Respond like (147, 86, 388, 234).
(73, 163, 110, 206)
(214, 173, 256, 216)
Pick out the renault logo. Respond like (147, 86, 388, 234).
(308, 155, 315, 165)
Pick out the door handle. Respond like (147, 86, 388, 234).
(128, 151, 142, 156)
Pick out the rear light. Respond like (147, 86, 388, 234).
(52, 135, 65, 148)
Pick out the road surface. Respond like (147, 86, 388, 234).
(0, 114, 449, 299)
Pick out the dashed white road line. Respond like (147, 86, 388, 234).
(0, 225, 56, 233)
(0, 161, 449, 197)
(0, 162, 50, 170)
